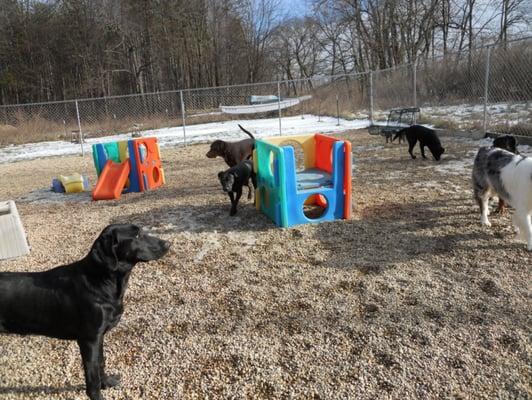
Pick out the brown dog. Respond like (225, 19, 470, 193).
(206, 124, 255, 167)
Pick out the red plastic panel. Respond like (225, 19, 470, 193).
(314, 134, 337, 173)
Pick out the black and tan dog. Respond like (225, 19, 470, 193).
(393, 125, 445, 161)
(0, 224, 170, 400)
(207, 124, 255, 167)
(218, 160, 257, 216)
(493, 134, 518, 155)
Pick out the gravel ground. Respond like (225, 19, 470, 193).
(0, 130, 530, 399)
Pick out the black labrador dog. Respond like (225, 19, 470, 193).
(491, 134, 519, 213)
(218, 159, 256, 216)
(0, 224, 170, 400)
(206, 124, 255, 167)
(393, 125, 445, 161)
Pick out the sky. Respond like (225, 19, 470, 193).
(280, 0, 310, 17)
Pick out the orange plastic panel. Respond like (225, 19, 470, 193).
(132, 138, 163, 191)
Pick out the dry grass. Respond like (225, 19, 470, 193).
(0, 115, 73, 146)
(0, 112, 241, 147)
(490, 122, 532, 137)
(417, 114, 462, 131)
(0, 130, 530, 399)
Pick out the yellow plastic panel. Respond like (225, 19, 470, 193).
(263, 134, 316, 168)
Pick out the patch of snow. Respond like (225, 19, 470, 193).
(434, 159, 474, 176)
(0, 115, 370, 164)
(413, 181, 440, 188)
(353, 144, 384, 152)
(194, 236, 220, 262)
(226, 231, 257, 246)
(517, 144, 532, 155)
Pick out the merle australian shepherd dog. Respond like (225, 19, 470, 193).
(472, 146, 532, 251)
(490, 134, 520, 213)
(393, 125, 445, 161)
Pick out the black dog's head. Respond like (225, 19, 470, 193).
(206, 140, 226, 158)
(90, 224, 170, 272)
(493, 135, 518, 154)
(218, 171, 234, 193)
(433, 146, 445, 161)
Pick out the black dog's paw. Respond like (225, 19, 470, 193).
(411, 155, 417, 159)
(87, 389, 105, 400)
(102, 374, 121, 389)
(230, 208, 237, 216)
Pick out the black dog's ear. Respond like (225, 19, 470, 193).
(91, 226, 119, 271)
(218, 171, 225, 180)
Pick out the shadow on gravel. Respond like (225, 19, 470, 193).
(112, 201, 272, 234)
(0, 384, 84, 395)
(114, 183, 222, 205)
(314, 197, 494, 272)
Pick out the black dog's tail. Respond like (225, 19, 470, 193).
(392, 127, 408, 142)
(238, 124, 255, 139)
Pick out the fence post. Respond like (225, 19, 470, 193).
(412, 59, 417, 124)
(75, 100, 84, 156)
(336, 94, 340, 126)
(412, 61, 417, 108)
(482, 46, 492, 134)
(180, 90, 187, 146)
(369, 71, 374, 123)
(277, 81, 282, 135)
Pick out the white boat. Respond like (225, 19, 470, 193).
(220, 95, 312, 114)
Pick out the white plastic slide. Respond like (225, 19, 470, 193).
(220, 95, 312, 114)
(0, 200, 30, 260)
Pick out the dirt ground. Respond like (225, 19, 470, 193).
(0, 130, 530, 400)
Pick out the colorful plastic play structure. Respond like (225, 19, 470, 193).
(253, 133, 352, 227)
(92, 137, 165, 200)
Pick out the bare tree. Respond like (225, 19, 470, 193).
(236, 0, 283, 83)
(499, 0, 529, 43)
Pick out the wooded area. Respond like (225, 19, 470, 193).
(0, 0, 529, 105)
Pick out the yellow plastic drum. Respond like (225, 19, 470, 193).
(59, 173, 85, 193)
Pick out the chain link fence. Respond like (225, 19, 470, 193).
(0, 37, 531, 150)
(415, 46, 489, 131)
(484, 39, 532, 136)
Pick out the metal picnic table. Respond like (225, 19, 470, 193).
(368, 107, 420, 142)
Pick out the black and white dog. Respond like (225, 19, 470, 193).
(491, 134, 520, 213)
(472, 147, 532, 251)
(218, 160, 256, 216)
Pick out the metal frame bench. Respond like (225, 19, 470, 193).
(368, 107, 420, 142)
